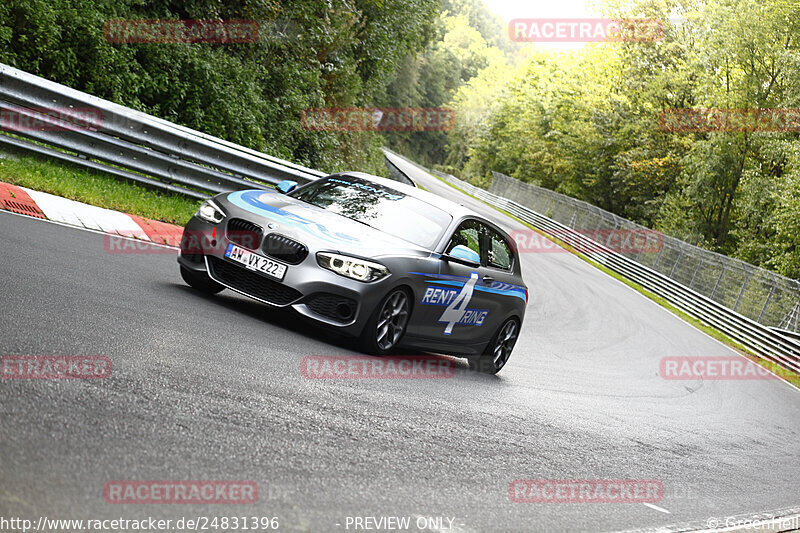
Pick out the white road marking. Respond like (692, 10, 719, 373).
(642, 502, 671, 514)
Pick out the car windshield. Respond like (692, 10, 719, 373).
(289, 176, 452, 249)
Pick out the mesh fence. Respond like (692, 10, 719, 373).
(490, 171, 800, 332)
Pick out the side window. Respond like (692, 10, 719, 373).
(447, 220, 513, 270)
(446, 220, 482, 258)
(487, 229, 513, 270)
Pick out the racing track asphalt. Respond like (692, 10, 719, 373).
(0, 160, 798, 532)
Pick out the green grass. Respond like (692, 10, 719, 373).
(427, 170, 800, 387)
(0, 153, 199, 225)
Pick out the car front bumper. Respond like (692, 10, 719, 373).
(177, 215, 392, 337)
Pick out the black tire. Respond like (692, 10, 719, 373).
(180, 265, 225, 294)
(360, 288, 411, 355)
(468, 317, 520, 374)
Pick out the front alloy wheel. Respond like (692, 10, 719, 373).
(362, 289, 410, 355)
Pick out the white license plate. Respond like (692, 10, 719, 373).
(224, 243, 288, 281)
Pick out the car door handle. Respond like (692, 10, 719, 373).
(482, 275, 494, 284)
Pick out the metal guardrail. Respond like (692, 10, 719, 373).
(489, 172, 800, 333)
(392, 158, 800, 375)
(771, 327, 800, 345)
(0, 63, 325, 198)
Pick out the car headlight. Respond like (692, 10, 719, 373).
(196, 199, 225, 223)
(317, 252, 389, 282)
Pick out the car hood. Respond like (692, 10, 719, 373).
(222, 189, 430, 257)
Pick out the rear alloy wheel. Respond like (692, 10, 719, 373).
(469, 318, 519, 374)
(361, 289, 410, 355)
(180, 265, 224, 295)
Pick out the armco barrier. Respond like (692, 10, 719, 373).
(0, 63, 325, 197)
(489, 172, 800, 332)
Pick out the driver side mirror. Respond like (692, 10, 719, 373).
(276, 180, 298, 194)
(443, 244, 480, 266)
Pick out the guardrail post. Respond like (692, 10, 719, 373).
(757, 277, 775, 323)
(689, 257, 703, 288)
(780, 300, 800, 332)
(733, 272, 752, 313)
(711, 263, 726, 300)
(651, 245, 666, 270)
(669, 248, 684, 278)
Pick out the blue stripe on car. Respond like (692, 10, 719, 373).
(410, 272, 526, 302)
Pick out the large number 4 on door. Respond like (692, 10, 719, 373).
(439, 272, 478, 335)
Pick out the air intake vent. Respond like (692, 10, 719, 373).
(306, 293, 357, 323)
(263, 234, 308, 265)
(226, 218, 263, 250)
(207, 256, 302, 306)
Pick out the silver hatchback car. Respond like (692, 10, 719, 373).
(177, 172, 527, 373)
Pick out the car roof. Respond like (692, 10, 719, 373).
(332, 171, 476, 220)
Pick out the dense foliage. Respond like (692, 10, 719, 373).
(431, 0, 800, 279)
(1, 0, 798, 278)
(0, 0, 438, 174)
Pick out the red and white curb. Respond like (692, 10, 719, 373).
(0, 181, 184, 246)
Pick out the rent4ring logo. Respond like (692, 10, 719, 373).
(420, 273, 488, 334)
